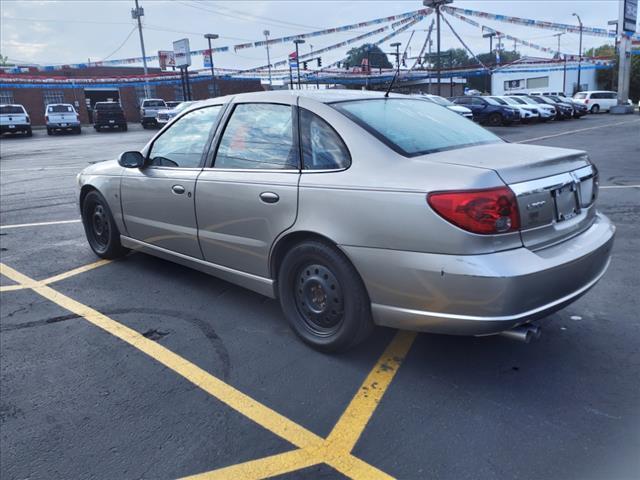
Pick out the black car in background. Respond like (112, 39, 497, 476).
(547, 95, 588, 118)
(449, 95, 521, 126)
(93, 102, 128, 131)
(529, 95, 573, 120)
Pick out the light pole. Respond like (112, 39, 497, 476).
(424, 0, 453, 96)
(390, 42, 401, 77)
(204, 33, 219, 97)
(482, 27, 497, 94)
(573, 13, 583, 93)
(293, 39, 305, 89)
(263, 30, 272, 86)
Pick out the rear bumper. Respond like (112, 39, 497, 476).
(1, 124, 30, 133)
(47, 122, 80, 130)
(341, 213, 615, 335)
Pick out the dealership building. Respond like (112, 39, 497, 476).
(0, 66, 263, 126)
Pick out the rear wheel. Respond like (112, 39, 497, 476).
(488, 113, 503, 127)
(278, 240, 373, 352)
(25, 127, 32, 137)
(121, 124, 128, 131)
(81, 190, 128, 259)
(591, 104, 600, 114)
(75, 126, 82, 134)
(47, 128, 52, 136)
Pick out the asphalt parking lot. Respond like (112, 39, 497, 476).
(1, 114, 639, 479)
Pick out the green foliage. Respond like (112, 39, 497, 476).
(584, 43, 639, 102)
(344, 44, 392, 69)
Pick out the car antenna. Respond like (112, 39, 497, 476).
(384, 69, 400, 98)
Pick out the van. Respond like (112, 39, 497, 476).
(573, 91, 618, 113)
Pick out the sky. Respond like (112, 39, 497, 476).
(0, 0, 634, 72)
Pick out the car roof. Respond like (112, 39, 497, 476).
(0, 104, 25, 107)
(142, 98, 165, 102)
(46, 103, 74, 107)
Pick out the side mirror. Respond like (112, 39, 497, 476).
(118, 151, 145, 168)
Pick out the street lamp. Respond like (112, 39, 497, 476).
(204, 33, 219, 97)
(423, 0, 453, 95)
(390, 42, 401, 77)
(482, 27, 497, 94)
(263, 30, 272, 86)
(293, 39, 305, 89)
(572, 13, 583, 93)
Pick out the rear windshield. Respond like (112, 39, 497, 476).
(48, 105, 74, 113)
(0, 106, 25, 114)
(574, 92, 587, 99)
(143, 100, 165, 107)
(95, 103, 122, 111)
(425, 95, 454, 107)
(488, 97, 507, 105)
(333, 98, 501, 156)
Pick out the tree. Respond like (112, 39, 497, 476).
(584, 43, 639, 102)
(344, 44, 392, 69)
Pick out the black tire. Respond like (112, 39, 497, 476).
(94, 125, 100, 131)
(121, 124, 128, 131)
(591, 104, 600, 114)
(278, 240, 373, 352)
(75, 126, 82, 134)
(47, 128, 52, 136)
(81, 190, 128, 259)
(488, 113, 503, 127)
(25, 128, 32, 137)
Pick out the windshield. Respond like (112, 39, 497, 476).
(500, 97, 520, 106)
(333, 98, 501, 156)
(0, 106, 25, 114)
(574, 92, 587, 99)
(48, 105, 74, 113)
(507, 97, 526, 105)
(488, 97, 508, 105)
(484, 97, 503, 106)
(143, 100, 165, 107)
(425, 95, 454, 107)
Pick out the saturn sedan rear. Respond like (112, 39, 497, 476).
(77, 90, 615, 352)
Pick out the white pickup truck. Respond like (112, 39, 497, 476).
(0, 104, 32, 137)
(139, 99, 167, 128)
(46, 103, 81, 135)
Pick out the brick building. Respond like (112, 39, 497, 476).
(0, 66, 264, 126)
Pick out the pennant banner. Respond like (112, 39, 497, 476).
(443, 6, 640, 41)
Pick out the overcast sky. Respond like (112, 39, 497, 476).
(0, 0, 632, 71)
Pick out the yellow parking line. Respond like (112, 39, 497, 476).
(0, 259, 112, 292)
(0, 219, 81, 230)
(324, 330, 417, 453)
(0, 284, 33, 292)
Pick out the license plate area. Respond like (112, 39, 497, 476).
(552, 183, 580, 222)
(109, 120, 115, 123)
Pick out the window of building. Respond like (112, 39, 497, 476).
(526, 77, 549, 89)
(300, 109, 350, 170)
(215, 103, 298, 170)
(43, 90, 64, 105)
(207, 82, 220, 98)
(504, 79, 524, 91)
(135, 85, 157, 106)
(0, 90, 14, 104)
(148, 105, 222, 168)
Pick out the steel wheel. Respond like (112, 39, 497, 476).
(294, 263, 344, 337)
(90, 203, 110, 252)
(81, 190, 128, 259)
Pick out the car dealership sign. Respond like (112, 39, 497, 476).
(173, 38, 191, 67)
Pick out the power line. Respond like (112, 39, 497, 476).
(101, 25, 138, 61)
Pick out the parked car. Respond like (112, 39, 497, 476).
(421, 94, 473, 119)
(450, 95, 521, 126)
(140, 99, 167, 128)
(573, 91, 618, 113)
(0, 104, 32, 137)
(156, 101, 196, 126)
(528, 95, 572, 120)
(45, 103, 81, 135)
(490, 96, 539, 123)
(78, 91, 614, 351)
(547, 95, 588, 118)
(165, 101, 182, 109)
(507, 95, 556, 121)
(93, 102, 127, 131)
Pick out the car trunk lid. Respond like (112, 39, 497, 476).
(423, 142, 597, 249)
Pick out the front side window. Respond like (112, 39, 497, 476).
(300, 109, 350, 170)
(333, 98, 501, 157)
(471, 97, 487, 106)
(215, 103, 298, 170)
(148, 105, 222, 168)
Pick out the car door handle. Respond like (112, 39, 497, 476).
(259, 192, 279, 204)
(172, 185, 186, 195)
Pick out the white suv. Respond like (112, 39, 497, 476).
(573, 91, 618, 113)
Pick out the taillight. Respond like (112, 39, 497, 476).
(427, 187, 520, 234)
(26, 115, 31, 123)
(44, 115, 48, 122)
(584, 98, 589, 104)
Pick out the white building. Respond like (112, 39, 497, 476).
(491, 57, 606, 96)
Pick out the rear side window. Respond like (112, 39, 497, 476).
(48, 105, 74, 113)
(148, 106, 222, 168)
(0, 106, 24, 114)
(300, 109, 350, 170)
(334, 99, 501, 157)
(215, 103, 298, 170)
(454, 97, 470, 105)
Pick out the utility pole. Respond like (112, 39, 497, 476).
(611, 0, 635, 112)
(293, 39, 305, 89)
(482, 27, 497, 94)
(390, 42, 401, 77)
(263, 30, 272, 86)
(424, 0, 453, 95)
(131, 0, 150, 98)
(572, 13, 583, 92)
(553, 32, 565, 58)
(204, 33, 219, 97)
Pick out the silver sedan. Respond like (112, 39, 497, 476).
(78, 90, 615, 351)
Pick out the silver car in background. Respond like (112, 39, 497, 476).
(78, 91, 614, 351)
(421, 94, 473, 119)
(156, 100, 195, 126)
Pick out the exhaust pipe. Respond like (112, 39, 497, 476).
(499, 326, 532, 343)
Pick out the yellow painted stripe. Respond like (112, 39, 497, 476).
(0, 262, 323, 450)
(42, 259, 112, 285)
(0, 284, 30, 292)
(325, 330, 416, 453)
(181, 449, 319, 480)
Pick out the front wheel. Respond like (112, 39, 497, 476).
(487, 113, 503, 127)
(278, 241, 373, 352)
(81, 190, 128, 259)
(591, 104, 600, 114)
(25, 127, 32, 137)
(121, 124, 128, 131)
